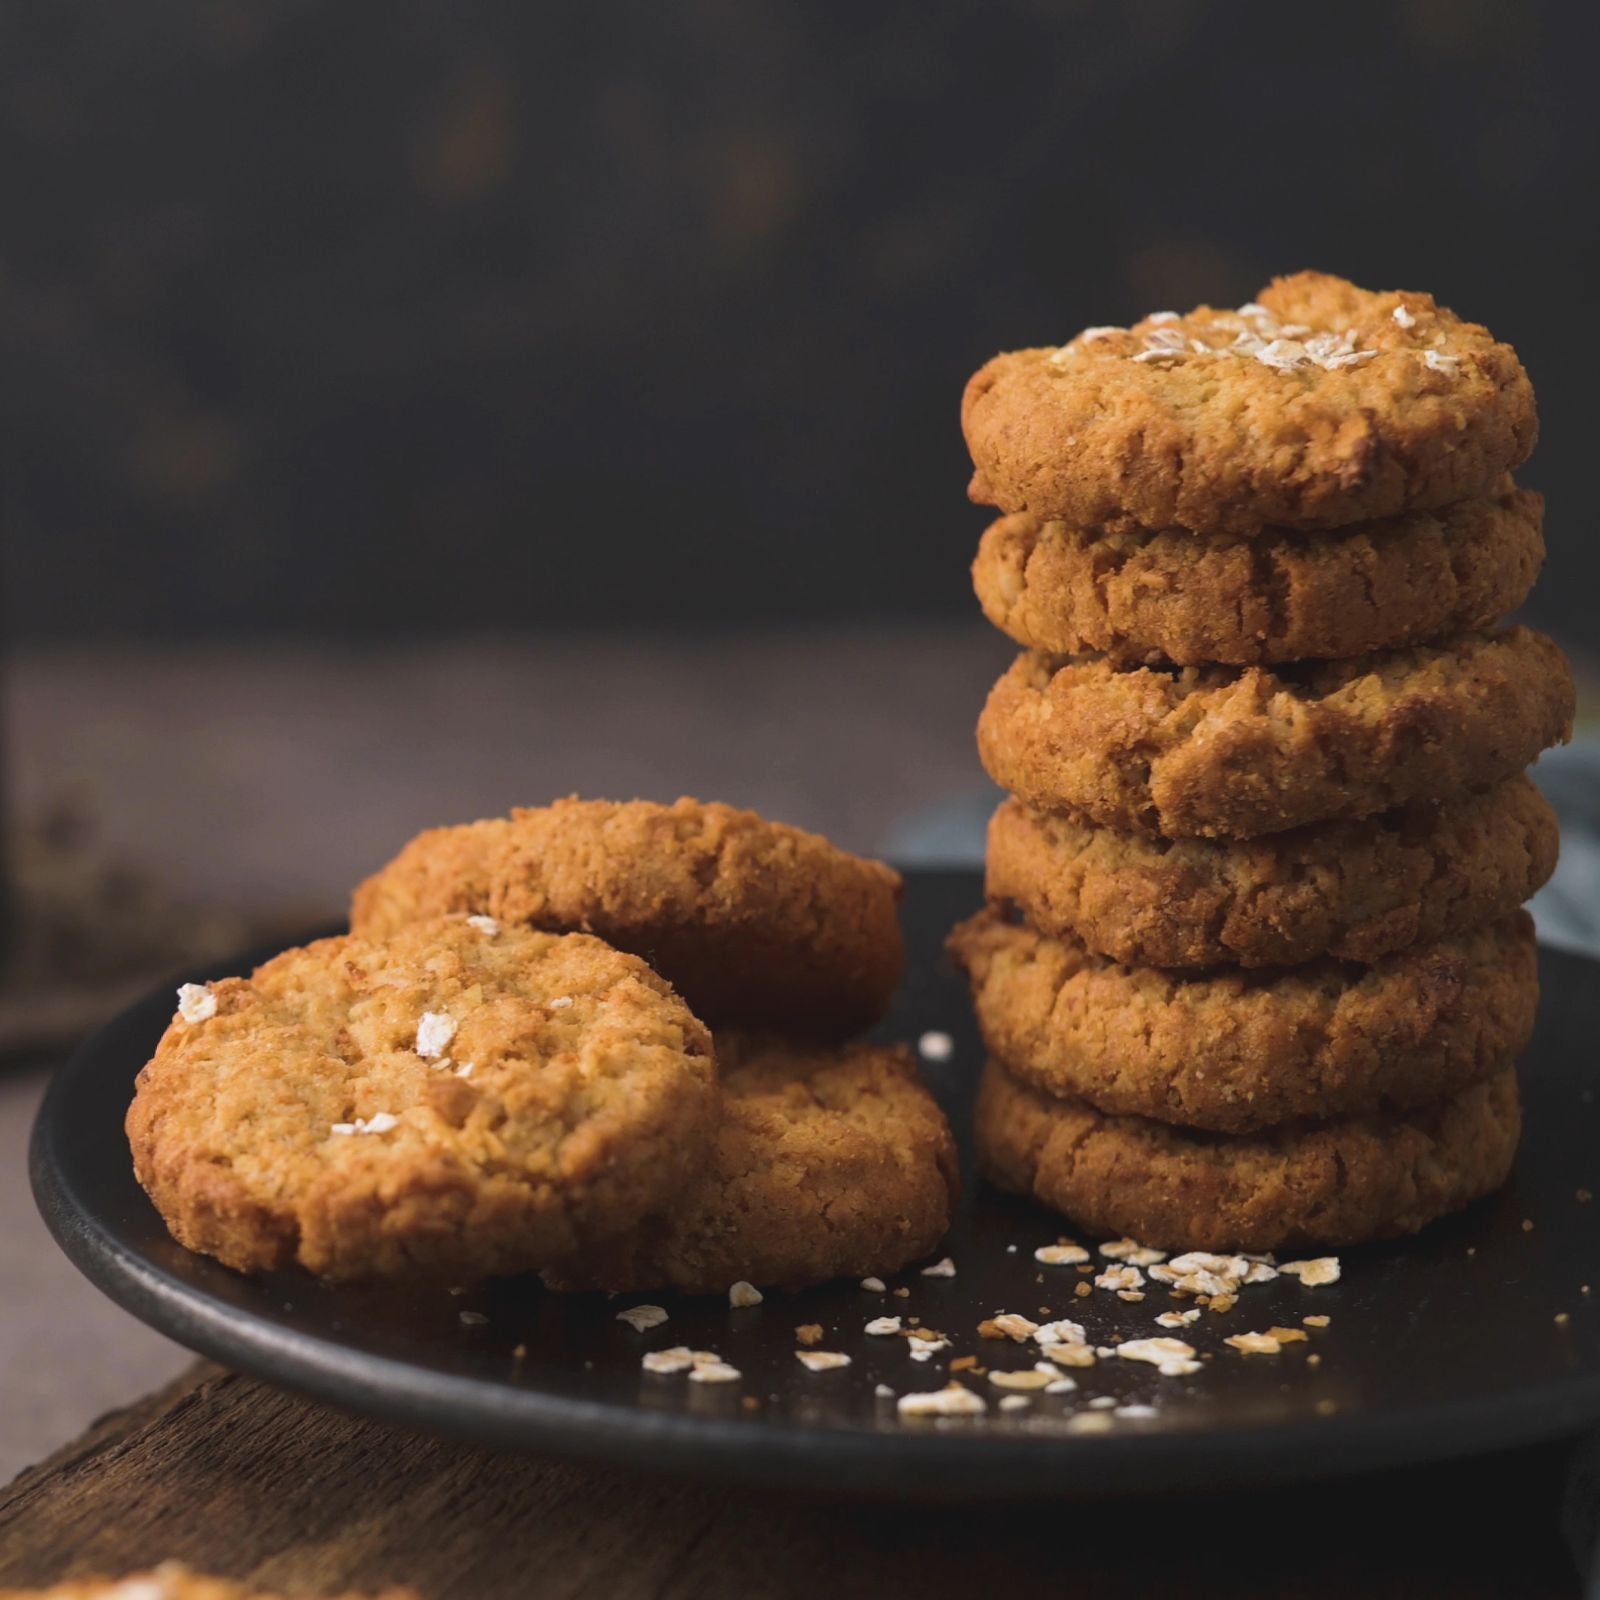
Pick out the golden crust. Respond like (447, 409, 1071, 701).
(973, 486, 1543, 666)
(976, 1060, 1521, 1253)
(950, 909, 1536, 1134)
(544, 1034, 957, 1293)
(127, 917, 717, 1282)
(963, 273, 1537, 536)
(984, 779, 1558, 968)
(352, 797, 904, 1040)
(977, 628, 1573, 838)
(0, 1570, 414, 1600)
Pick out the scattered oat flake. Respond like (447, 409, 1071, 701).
(1116, 1338, 1201, 1377)
(796, 1350, 851, 1372)
(728, 1281, 763, 1309)
(1099, 1239, 1167, 1266)
(1040, 1342, 1096, 1369)
(989, 1368, 1056, 1391)
(922, 1257, 956, 1278)
(874, 1383, 895, 1398)
(1578, 1190, 1593, 1204)
(330, 1112, 399, 1137)
(689, 1361, 741, 1384)
(1267, 1326, 1309, 1344)
(908, 1341, 948, 1362)
(1148, 310, 1179, 324)
(795, 1323, 824, 1347)
(1067, 1411, 1114, 1434)
(1556, 1312, 1573, 1328)
(415, 1011, 457, 1058)
(1208, 1293, 1238, 1315)
(866, 1316, 903, 1336)
(1036, 1243, 1090, 1266)
(1303, 1315, 1331, 1329)
(1281, 1257, 1341, 1286)
(917, 1030, 953, 1062)
(999, 1394, 1031, 1412)
(1115, 1404, 1158, 1420)
(616, 1304, 669, 1332)
(466, 914, 501, 935)
(176, 983, 217, 1024)
(1117, 1290, 1145, 1303)
(1226, 1332, 1282, 1355)
(893, 1286, 911, 1298)
(641, 1347, 694, 1374)
(981, 1313, 1039, 1343)
(1080, 325, 1122, 341)
(458, 1310, 487, 1326)
(1156, 1310, 1201, 1329)
(1094, 1265, 1144, 1293)
(897, 1385, 986, 1417)
(1087, 1395, 1117, 1410)
(860, 1276, 886, 1292)
(1035, 1318, 1087, 1346)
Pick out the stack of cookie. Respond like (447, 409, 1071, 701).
(131, 798, 956, 1292)
(951, 273, 1575, 1253)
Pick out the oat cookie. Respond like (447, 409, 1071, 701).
(977, 627, 1572, 838)
(0, 1570, 414, 1600)
(950, 908, 1535, 1133)
(352, 797, 904, 1039)
(963, 273, 1536, 536)
(985, 778, 1558, 968)
(545, 1034, 957, 1293)
(127, 916, 717, 1281)
(976, 1060, 1521, 1252)
(973, 485, 1543, 666)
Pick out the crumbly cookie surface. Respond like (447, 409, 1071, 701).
(977, 627, 1573, 838)
(976, 1060, 1521, 1253)
(0, 1569, 415, 1600)
(951, 909, 1535, 1134)
(963, 273, 1537, 536)
(352, 797, 904, 1039)
(127, 917, 717, 1282)
(985, 778, 1558, 969)
(544, 1034, 957, 1294)
(973, 484, 1543, 665)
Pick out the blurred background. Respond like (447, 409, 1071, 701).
(2, 0, 1597, 1473)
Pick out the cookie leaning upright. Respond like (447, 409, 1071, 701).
(962, 272, 1537, 535)
(128, 915, 716, 1282)
(955, 273, 1567, 1253)
(353, 797, 904, 1039)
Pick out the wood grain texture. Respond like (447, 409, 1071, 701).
(0, 1364, 1580, 1598)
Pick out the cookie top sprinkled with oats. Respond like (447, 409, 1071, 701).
(963, 272, 1536, 536)
(127, 915, 716, 1283)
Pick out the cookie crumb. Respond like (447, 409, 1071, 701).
(860, 1276, 886, 1292)
(1522, 1219, 1535, 1233)
(175, 983, 217, 1024)
(1578, 1190, 1593, 1204)
(893, 1286, 911, 1298)
(616, 1304, 669, 1332)
(795, 1323, 824, 1347)
(728, 1281, 763, 1309)
(1556, 1312, 1573, 1328)
(512, 1343, 527, 1359)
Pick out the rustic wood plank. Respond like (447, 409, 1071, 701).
(0, 1364, 1581, 1598)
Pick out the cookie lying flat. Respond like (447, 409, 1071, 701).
(544, 1034, 957, 1294)
(963, 273, 1536, 536)
(977, 627, 1572, 839)
(352, 797, 904, 1040)
(0, 1569, 414, 1600)
(976, 1059, 1521, 1253)
(127, 916, 716, 1282)
(973, 485, 1543, 666)
(950, 908, 1535, 1134)
(985, 779, 1558, 969)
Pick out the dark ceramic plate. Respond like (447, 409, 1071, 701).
(31, 870, 1600, 1498)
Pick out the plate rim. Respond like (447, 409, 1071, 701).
(29, 892, 1600, 1499)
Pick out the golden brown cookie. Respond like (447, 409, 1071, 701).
(950, 908, 1535, 1133)
(544, 1033, 957, 1293)
(352, 797, 904, 1039)
(976, 1059, 1521, 1253)
(127, 916, 717, 1282)
(963, 273, 1537, 536)
(977, 627, 1573, 839)
(972, 485, 1543, 666)
(984, 778, 1558, 969)
(0, 1570, 415, 1600)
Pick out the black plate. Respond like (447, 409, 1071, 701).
(30, 870, 1600, 1498)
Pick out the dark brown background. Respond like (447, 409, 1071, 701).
(4, 0, 1596, 646)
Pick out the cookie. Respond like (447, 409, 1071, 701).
(352, 797, 904, 1039)
(972, 485, 1543, 666)
(975, 1059, 1521, 1252)
(985, 778, 1558, 969)
(963, 273, 1537, 536)
(545, 1033, 957, 1293)
(0, 1570, 414, 1600)
(127, 916, 717, 1281)
(977, 627, 1573, 838)
(950, 908, 1535, 1133)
